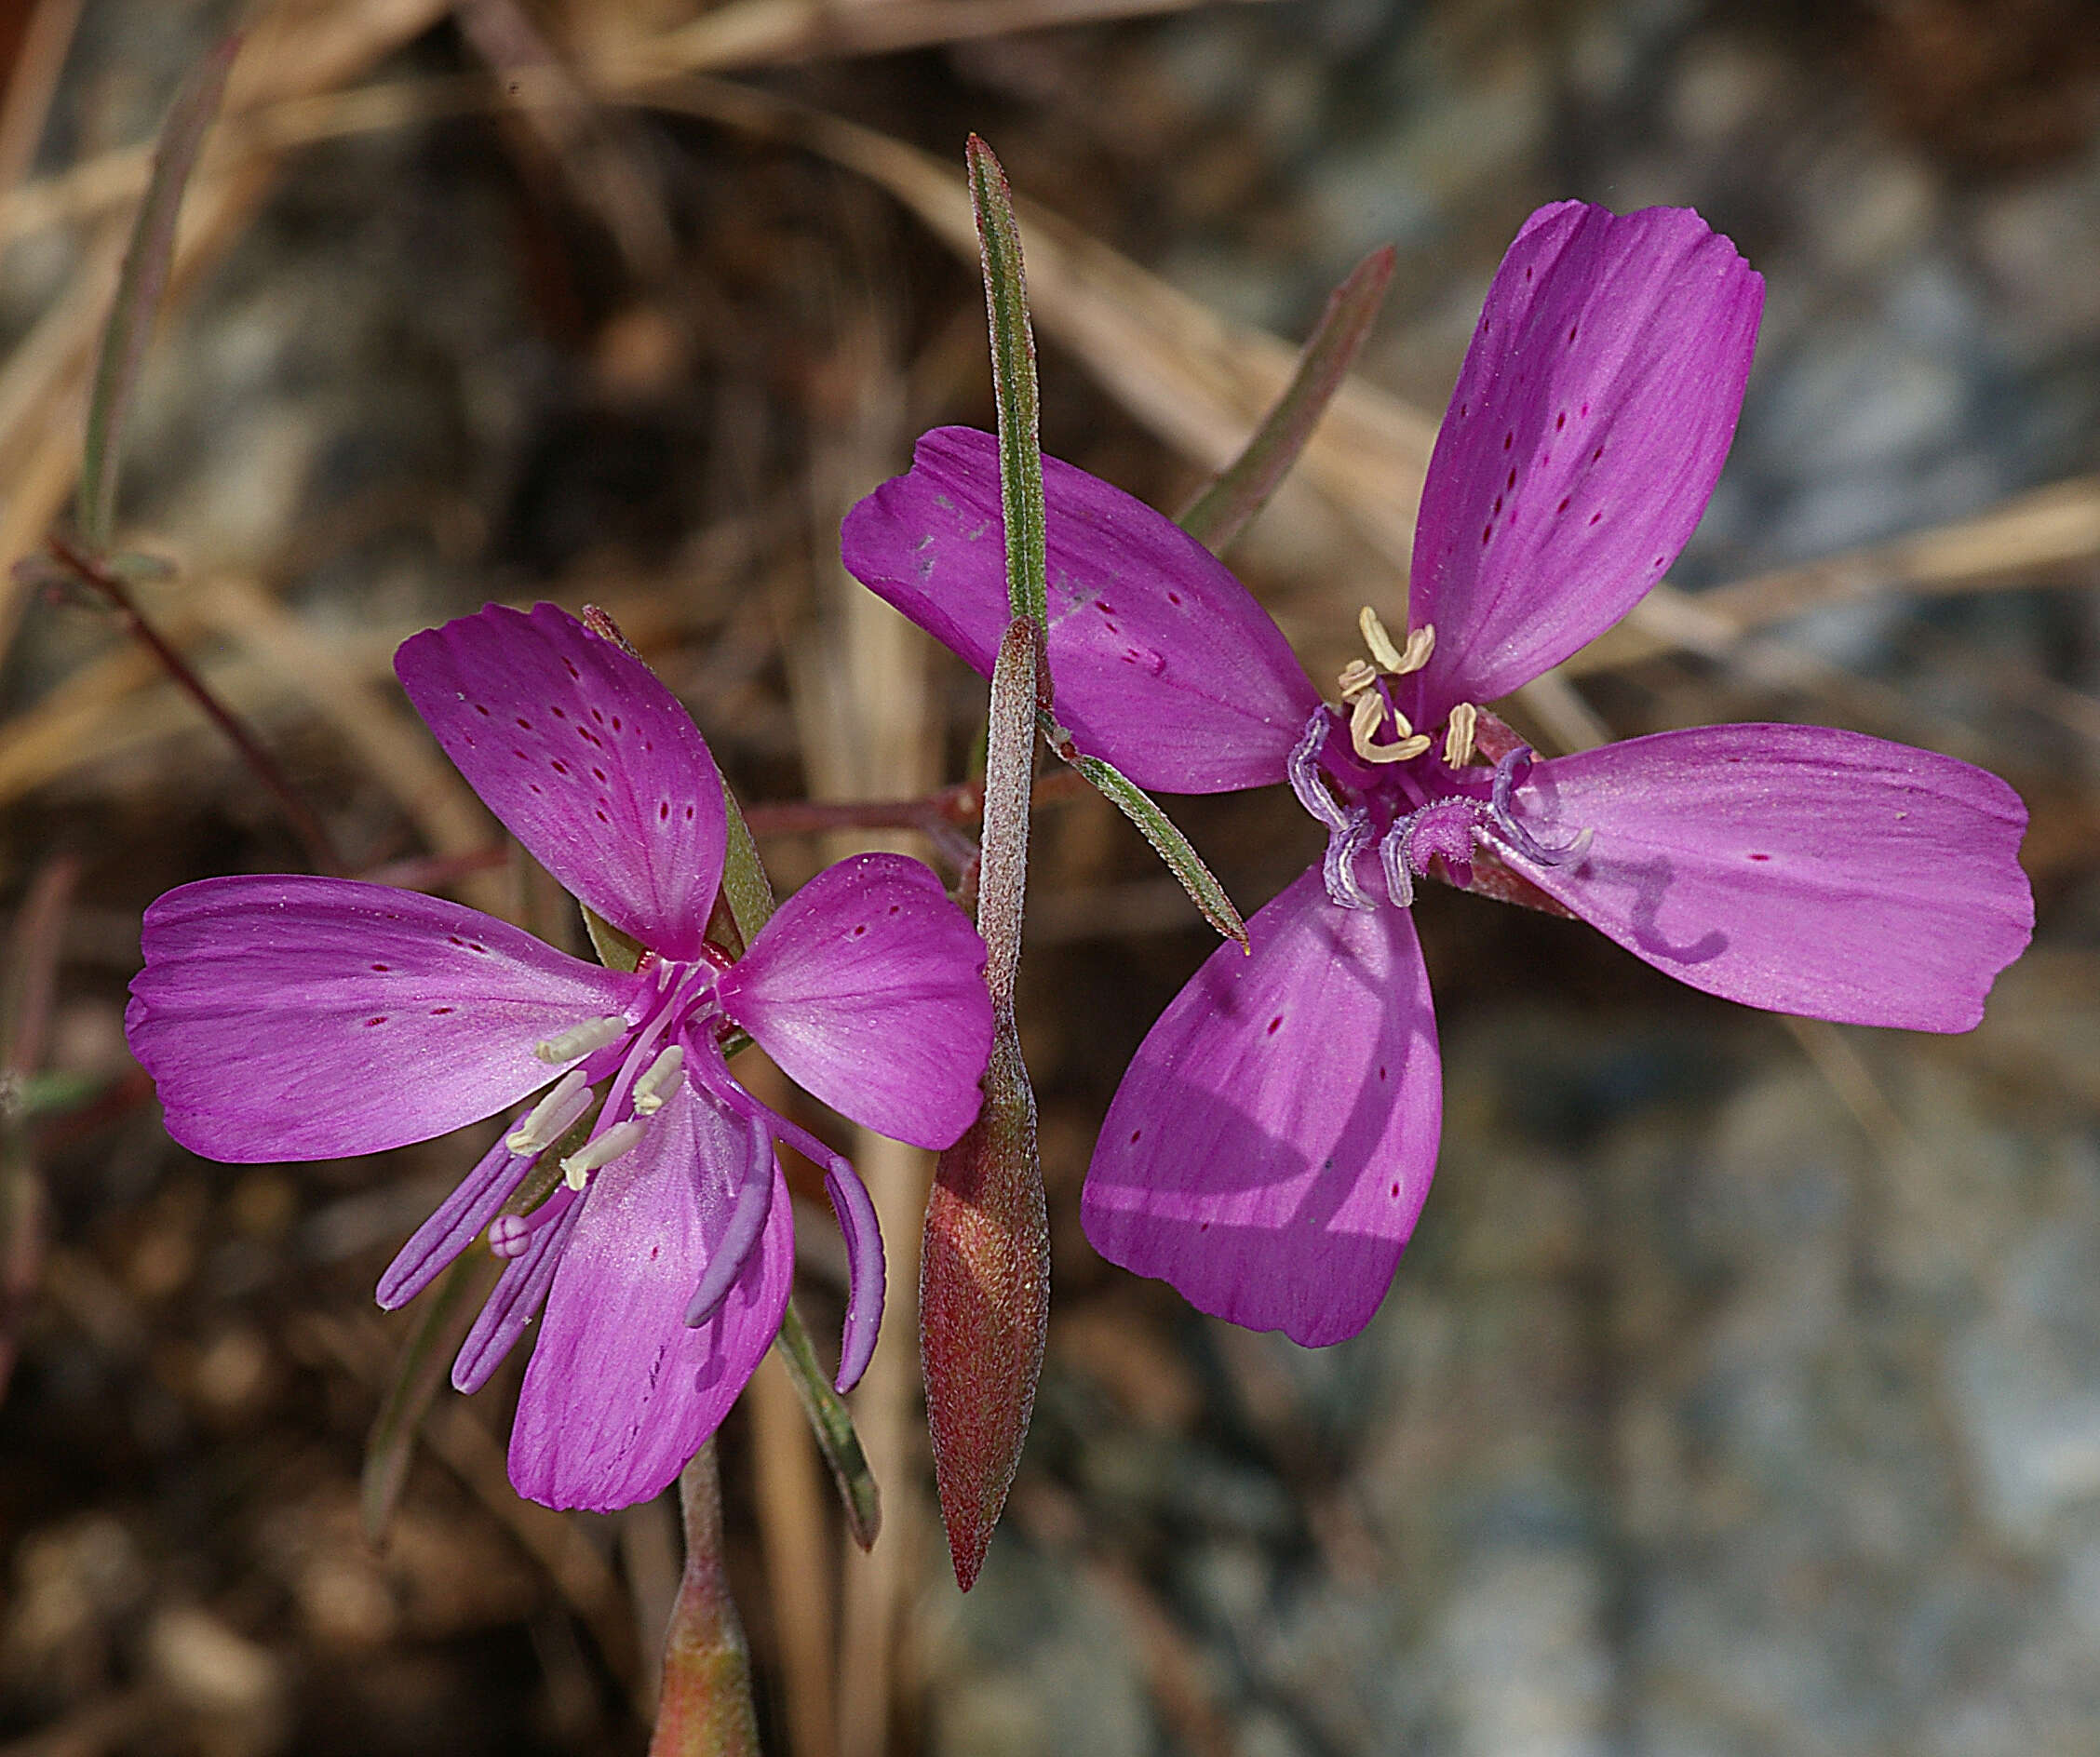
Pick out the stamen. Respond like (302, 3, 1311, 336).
(1349, 691, 1432, 764)
(559, 1117, 648, 1189)
(1323, 807, 1377, 910)
(1395, 623, 1436, 674)
(630, 1044, 685, 1116)
(533, 1014, 627, 1065)
(1336, 658, 1379, 701)
(1289, 712, 1349, 834)
(505, 1069, 593, 1155)
(1359, 605, 1406, 672)
(1444, 702, 1479, 768)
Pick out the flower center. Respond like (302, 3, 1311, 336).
(1289, 607, 1587, 911)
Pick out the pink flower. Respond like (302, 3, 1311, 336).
(126, 604, 992, 1509)
(841, 202, 2033, 1347)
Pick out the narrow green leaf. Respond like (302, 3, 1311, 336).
(1042, 716, 1248, 948)
(361, 1252, 490, 1542)
(78, 34, 238, 550)
(1178, 245, 1396, 555)
(966, 135, 1046, 627)
(772, 1299, 882, 1550)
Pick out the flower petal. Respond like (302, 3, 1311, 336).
(717, 852, 993, 1150)
(395, 603, 726, 960)
(1408, 203, 1763, 715)
(376, 1128, 530, 1308)
(125, 876, 638, 1161)
(505, 1083, 794, 1512)
(1495, 724, 2033, 1031)
(1080, 865, 1441, 1346)
(841, 427, 1321, 792)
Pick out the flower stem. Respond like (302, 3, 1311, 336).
(649, 1442, 761, 1757)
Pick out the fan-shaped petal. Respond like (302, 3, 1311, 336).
(507, 1083, 794, 1512)
(1408, 203, 1763, 716)
(396, 603, 726, 960)
(125, 876, 639, 1160)
(1081, 864, 1441, 1346)
(842, 428, 1321, 792)
(718, 853, 993, 1149)
(1495, 724, 2033, 1031)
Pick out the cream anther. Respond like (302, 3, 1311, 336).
(1358, 605, 1405, 672)
(1358, 606, 1436, 677)
(631, 1044, 684, 1116)
(533, 1015, 626, 1065)
(1336, 658, 1379, 701)
(506, 1068, 593, 1155)
(1350, 690, 1432, 765)
(560, 1118, 648, 1189)
(1444, 702, 1479, 768)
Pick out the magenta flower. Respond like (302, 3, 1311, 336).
(125, 604, 993, 1509)
(841, 202, 2034, 1347)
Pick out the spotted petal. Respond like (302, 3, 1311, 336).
(718, 853, 993, 1150)
(396, 603, 727, 961)
(1081, 865, 1441, 1346)
(506, 1082, 794, 1512)
(125, 876, 639, 1161)
(1407, 203, 1763, 718)
(1495, 724, 2033, 1031)
(841, 427, 1322, 793)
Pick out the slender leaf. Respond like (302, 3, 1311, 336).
(966, 136, 1046, 627)
(1178, 245, 1396, 554)
(77, 34, 238, 550)
(1043, 717, 1248, 948)
(773, 1299, 882, 1551)
(361, 1253, 489, 1542)
(713, 771, 776, 948)
(648, 1442, 760, 1756)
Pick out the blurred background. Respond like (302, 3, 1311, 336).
(1, 1, 2097, 1752)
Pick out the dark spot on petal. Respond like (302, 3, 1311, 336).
(1506, 468, 1516, 490)
(592, 767, 607, 783)
(431, 1006, 454, 1015)
(1492, 494, 1503, 516)
(550, 759, 568, 775)
(516, 717, 532, 730)
(1747, 852, 1771, 862)
(590, 707, 605, 724)
(1166, 591, 1181, 606)
(887, 905, 899, 915)
(1502, 430, 1514, 451)
(612, 717, 622, 731)
(563, 659, 580, 678)
(659, 802, 670, 820)
(448, 935, 466, 946)
(852, 924, 867, 937)
(1555, 411, 1566, 432)
(1130, 1129, 1142, 1144)
(1588, 512, 1602, 527)
(1378, 1065, 1387, 1080)
(684, 806, 695, 821)
(1592, 445, 1604, 462)
(1568, 323, 1578, 342)
(549, 704, 566, 718)
(364, 1016, 387, 1027)
(370, 962, 390, 972)
(1266, 1015, 1284, 1035)
(1482, 523, 1493, 545)
(474, 703, 490, 717)
(596, 808, 611, 824)
(1556, 497, 1571, 514)
(1391, 1182, 1401, 1196)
